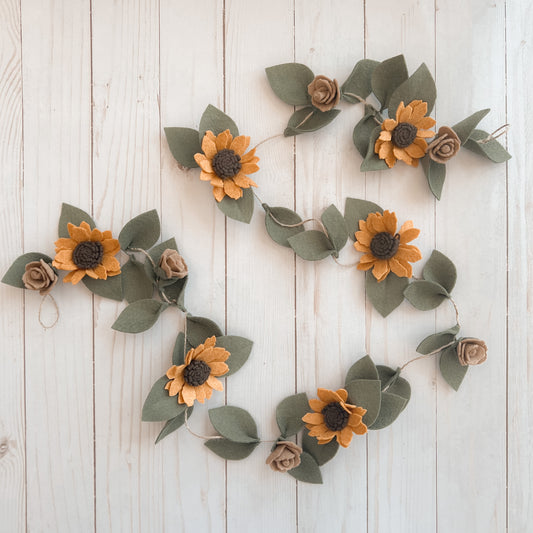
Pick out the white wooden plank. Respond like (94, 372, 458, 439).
(435, 1, 507, 532)
(0, 0, 25, 531)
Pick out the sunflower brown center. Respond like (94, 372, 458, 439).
(391, 122, 418, 148)
(370, 232, 400, 260)
(212, 149, 242, 179)
(183, 360, 211, 387)
(321, 402, 349, 431)
(72, 241, 104, 269)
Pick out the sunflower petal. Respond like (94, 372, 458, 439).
(355, 230, 372, 246)
(64, 269, 86, 285)
(309, 399, 327, 412)
(216, 129, 232, 151)
(102, 255, 120, 272)
(197, 156, 214, 173)
(382, 210, 397, 234)
(208, 362, 229, 376)
(54, 238, 77, 250)
(336, 389, 348, 402)
(212, 186, 225, 202)
(399, 228, 420, 244)
(383, 118, 397, 132)
(405, 142, 426, 159)
(317, 388, 342, 403)
(230, 135, 250, 155)
(389, 257, 408, 277)
(338, 426, 354, 448)
(223, 179, 243, 199)
(206, 375, 224, 392)
(232, 174, 257, 188)
(353, 422, 368, 435)
(102, 239, 120, 254)
(397, 244, 422, 262)
(302, 412, 325, 425)
(181, 384, 196, 406)
(410, 100, 428, 121)
(68, 223, 90, 243)
(201, 134, 217, 159)
(372, 259, 390, 281)
(210, 177, 225, 187)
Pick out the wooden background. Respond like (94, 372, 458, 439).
(0, 0, 530, 531)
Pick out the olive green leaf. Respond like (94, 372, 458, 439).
(2, 252, 54, 289)
(276, 392, 310, 438)
(302, 429, 339, 466)
(263, 204, 304, 247)
(321, 204, 348, 254)
(366, 272, 409, 317)
(416, 324, 460, 355)
(284, 107, 341, 137)
(199, 104, 239, 139)
(58, 203, 95, 238)
(172, 332, 186, 366)
(215, 335, 253, 376)
(360, 125, 389, 172)
(186, 315, 223, 347)
(144, 237, 179, 285)
(265, 63, 314, 106)
(421, 155, 446, 200)
(121, 257, 153, 303)
(83, 275, 124, 302)
(352, 105, 383, 158)
(287, 230, 335, 261)
(463, 129, 511, 163)
(345, 355, 380, 383)
(216, 188, 254, 224)
(371, 54, 408, 111)
(112, 299, 169, 333)
(376, 365, 411, 404)
(155, 406, 193, 444)
(341, 59, 379, 103)
(164, 127, 201, 168)
(208, 406, 259, 444)
(162, 276, 188, 310)
(452, 109, 490, 144)
(422, 250, 457, 293)
(345, 379, 382, 427)
(403, 279, 449, 311)
(440, 344, 468, 391)
(344, 197, 383, 241)
(368, 391, 407, 430)
(118, 209, 161, 250)
(205, 438, 259, 460)
(142, 376, 186, 421)
(287, 451, 323, 484)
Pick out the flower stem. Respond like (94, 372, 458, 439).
(253, 133, 284, 150)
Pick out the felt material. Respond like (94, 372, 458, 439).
(287, 230, 335, 261)
(58, 203, 95, 239)
(456, 338, 487, 366)
(376, 365, 411, 403)
(345, 355, 379, 383)
(360, 125, 389, 171)
(214, 335, 253, 377)
(208, 405, 259, 444)
(352, 105, 383, 158)
(301, 429, 339, 466)
(421, 155, 446, 200)
(464, 129, 512, 163)
(368, 391, 407, 430)
(371, 54, 408, 111)
(144, 238, 179, 285)
(344, 379, 382, 427)
(439, 345, 468, 391)
(452, 108, 490, 144)
(275, 392, 310, 438)
(21, 259, 57, 294)
(172, 332, 186, 366)
(341, 59, 379, 103)
(265, 63, 314, 106)
(321, 204, 348, 254)
(388, 63, 437, 117)
(284, 107, 341, 137)
(121, 257, 153, 304)
(428, 126, 461, 164)
(366, 271, 408, 317)
(83, 274, 124, 301)
(403, 279, 449, 311)
(186, 315, 223, 347)
(263, 204, 304, 247)
(118, 209, 160, 251)
(142, 376, 187, 421)
(422, 249, 457, 293)
(287, 451, 323, 484)
(164, 127, 201, 168)
(344, 198, 383, 241)
(163, 276, 187, 311)
(2, 252, 54, 289)
(205, 438, 259, 460)
(308, 75, 340, 112)
(416, 324, 460, 355)
(155, 406, 193, 444)
(216, 188, 254, 224)
(266, 441, 302, 472)
(112, 299, 168, 333)
(198, 104, 239, 139)
(159, 249, 187, 279)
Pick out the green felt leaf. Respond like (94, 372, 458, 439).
(142, 376, 186, 421)
(276, 393, 310, 438)
(344, 197, 382, 241)
(83, 274, 124, 301)
(265, 63, 314, 106)
(287, 451, 322, 484)
(321, 204, 348, 254)
(440, 344, 468, 391)
(111, 299, 168, 333)
(163, 276, 188, 310)
(208, 406, 259, 444)
(164, 127, 201, 168)
(403, 280, 449, 311)
(205, 438, 259, 460)
(360, 125, 389, 172)
(263, 204, 304, 247)
(287, 230, 335, 261)
(155, 406, 193, 444)
(186, 315, 223, 347)
(368, 391, 407, 430)
(198, 104, 239, 139)
(388, 63, 437, 117)
(422, 249, 457, 293)
(284, 107, 341, 137)
(121, 258, 153, 303)
(301, 429, 339, 466)
(2, 252, 54, 289)
(341, 59, 379, 103)
(376, 365, 411, 404)
(58, 203, 95, 238)
(118, 210, 160, 251)
(366, 272, 408, 317)
(144, 237, 179, 285)
(345, 355, 379, 383)
(421, 155, 446, 200)
(345, 379, 381, 427)
(172, 332, 186, 366)
(371, 54, 408, 111)
(216, 188, 254, 224)
(215, 335, 253, 376)
(463, 129, 511, 163)
(452, 109, 490, 144)
(416, 325, 460, 355)
(352, 105, 383, 158)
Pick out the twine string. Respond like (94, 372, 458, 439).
(477, 124, 510, 144)
(253, 133, 284, 150)
(38, 293, 60, 329)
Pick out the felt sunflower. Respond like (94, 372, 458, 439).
(53, 222, 121, 284)
(194, 129, 259, 202)
(165, 336, 230, 407)
(375, 100, 436, 168)
(354, 210, 422, 282)
(302, 388, 367, 448)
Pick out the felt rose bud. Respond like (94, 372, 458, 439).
(266, 441, 302, 473)
(307, 75, 340, 112)
(428, 126, 461, 164)
(456, 338, 487, 366)
(159, 249, 188, 280)
(22, 259, 58, 295)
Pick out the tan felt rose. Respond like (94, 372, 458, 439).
(22, 259, 58, 295)
(159, 249, 188, 280)
(457, 338, 487, 366)
(266, 441, 302, 473)
(428, 126, 461, 164)
(307, 75, 340, 112)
